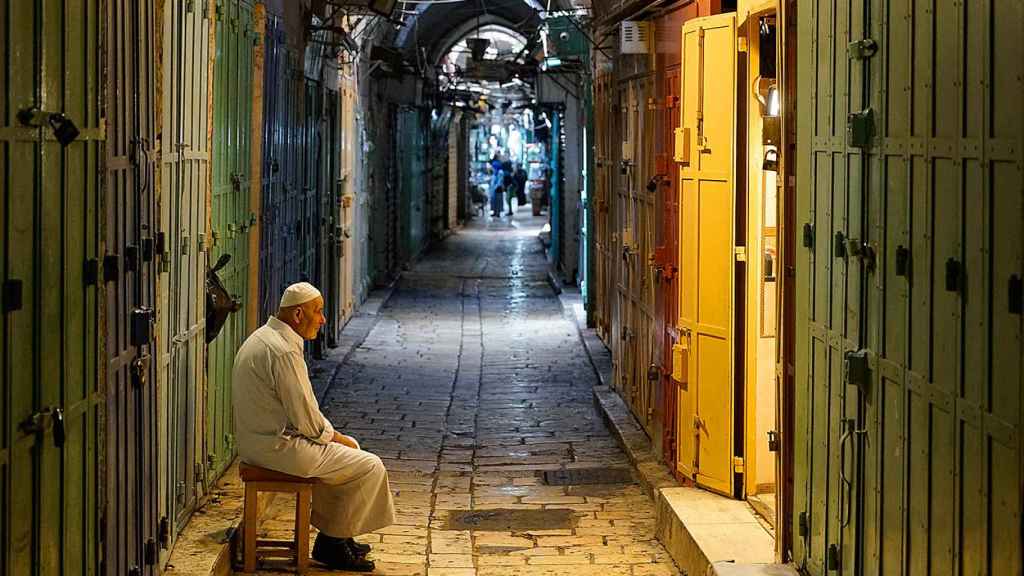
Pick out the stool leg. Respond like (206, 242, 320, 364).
(296, 487, 312, 572)
(243, 484, 258, 573)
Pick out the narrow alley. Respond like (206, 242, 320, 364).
(3, 0, 1022, 575)
(244, 215, 677, 575)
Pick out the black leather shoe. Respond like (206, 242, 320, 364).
(346, 537, 372, 556)
(312, 533, 375, 572)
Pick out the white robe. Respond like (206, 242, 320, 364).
(232, 316, 396, 538)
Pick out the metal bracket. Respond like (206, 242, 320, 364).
(802, 223, 815, 249)
(845, 348, 872, 392)
(847, 108, 874, 148)
(2, 279, 23, 313)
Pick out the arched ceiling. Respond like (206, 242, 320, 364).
(391, 0, 572, 61)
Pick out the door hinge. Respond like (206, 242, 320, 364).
(895, 245, 910, 277)
(2, 279, 23, 313)
(1010, 274, 1023, 315)
(732, 456, 745, 473)
(103, 253, 120, 282)
(131, 307, 155, 347)
(175, 481, 186, 504)
(159, 516, 170, 548)
(145, 538, 158, 565)
(767, 430, 779, 452)
(798, 511, 809, 536)
(827, 544, 841, 571)
(802, 223, 814, 249)
(195, 462, 205, 484)
(945, 257, 963, 293)
(84, 258, 99, 285)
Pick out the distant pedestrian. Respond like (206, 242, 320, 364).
(489, 155, 505, 217)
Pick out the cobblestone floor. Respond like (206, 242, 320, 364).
(256, 214, 681, 576)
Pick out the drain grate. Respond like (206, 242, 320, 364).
(542, 468, 634, 486)
(444, 508, 577, 531)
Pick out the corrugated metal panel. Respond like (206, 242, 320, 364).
(208, 0, 255, 481)
(105, 0, 161, 573)
(657, 63, 681, 468)
(397, 108, 427, 263)
(159, 0, 211, 535)
(794, 0, 1024, 574)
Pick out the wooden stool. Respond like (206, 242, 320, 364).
(239, 462, 318, 573)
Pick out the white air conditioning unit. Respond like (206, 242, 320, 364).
(620, 21, 652, 54)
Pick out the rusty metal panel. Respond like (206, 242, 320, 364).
(1, 0, 103, 573)
(105, 0, 162, 573)
(208, 0, 255, 481)
(158, 0, 211, 538)
(613, 74, 658, 438)
(656, 63, 682, 468)
(795, 0, 1024, 574)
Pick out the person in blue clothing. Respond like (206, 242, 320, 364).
(489, 154, 505, 217)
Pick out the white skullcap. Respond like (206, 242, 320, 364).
(279, 282, 322, 309)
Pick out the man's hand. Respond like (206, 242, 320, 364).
(332, 432, 360, 450)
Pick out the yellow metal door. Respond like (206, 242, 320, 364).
(677, 13, 737, 496)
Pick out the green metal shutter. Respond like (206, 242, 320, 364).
(795, 1, 1024, 574)
(160, 0, 212, 536)
(1, 1, 103, 573)
(208, 0, 255, 482)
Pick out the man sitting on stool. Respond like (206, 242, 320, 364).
(232, 282, 395, 572)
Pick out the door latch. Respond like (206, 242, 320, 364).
(767, 430, 779, 452)
(20, 406, 65, 448)
(17, 107, 80, 146)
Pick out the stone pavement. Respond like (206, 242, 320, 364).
(253, 214, 681, 575)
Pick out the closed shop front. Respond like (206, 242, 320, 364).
(208, 0, 256, 481)
(1, 2, 104, 572)
(793, 0, 1023, 573)
(105, 0, 161, 572)
(159, 0, 212, 541)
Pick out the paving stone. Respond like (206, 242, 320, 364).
(252, 218, 679, 575)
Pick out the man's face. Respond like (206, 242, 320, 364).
(294, 297, 326, 340)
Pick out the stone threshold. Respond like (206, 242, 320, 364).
(164, 287, 395, 576)
(559, 288, 797, 576)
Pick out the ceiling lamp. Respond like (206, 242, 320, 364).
(466, 38, 490, 61)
